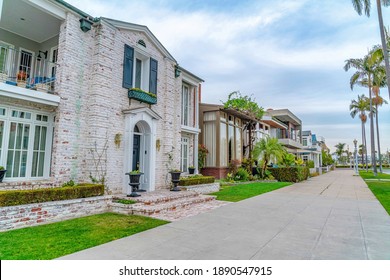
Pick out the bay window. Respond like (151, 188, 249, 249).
(0, 106, 54, 181)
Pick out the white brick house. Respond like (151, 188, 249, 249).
(0, 0, 203, 194)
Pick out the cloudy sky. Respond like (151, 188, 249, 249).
(67, 0, 390, 154)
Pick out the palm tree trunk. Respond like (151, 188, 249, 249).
(368, 78, 377, 176)
(361, 120, 365, 168)
(363, 123, 368, 171)
(375, 103, 383, 173)
(376, 0, 390, 100)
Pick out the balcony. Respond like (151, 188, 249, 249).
(128, 88, 157, 105)
(0, 46, 57, 94)
(279, 138, 303, 149)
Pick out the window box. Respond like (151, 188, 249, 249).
(128, 88, 157, 105)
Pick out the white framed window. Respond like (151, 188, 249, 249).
(49, 46, 58, 78)
(18, 48, 35, 81)
(303, 138, 308, 146)
(181, 137, 189, 172)
(181, 84, 190, 126)
(203, 112, 216, 167)
(0, 41, 14, 75)
(0, 106, 54, 181)
(133, 52, 149, 91)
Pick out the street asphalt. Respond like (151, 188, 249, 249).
(59, 170, 390, 260)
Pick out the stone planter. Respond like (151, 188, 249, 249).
(0, 170, 6, 183)
(170, 171, 182, 191)
(125, 172, 144, 197)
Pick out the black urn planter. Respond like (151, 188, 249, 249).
(188, 167, 195, 174)
(125, 172, 144, 197)
(0, 169, 6, 183)
(170, 171, 182, 191)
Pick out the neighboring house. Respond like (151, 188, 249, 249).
(299, 130, 322, 169)
(0, 0, 203, 194)
(199, 103, 253, 179)
(263, 109, 303, 155)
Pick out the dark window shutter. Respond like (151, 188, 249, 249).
(123, 44, 134, 88)
(149, 58, 158, 95)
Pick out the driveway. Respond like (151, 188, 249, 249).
(59, 170, 390, 260)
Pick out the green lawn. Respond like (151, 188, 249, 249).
(359, 170, 390, 180)
(211, 182, 291, 202)
(360, 171, 390, 215)
(0, 212, 168, 260)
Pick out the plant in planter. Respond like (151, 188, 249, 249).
(0, 166, 6, 183)
(125, 170, 144, 197)
(188, 166, 195, 174)
(170, 169, 182, 191)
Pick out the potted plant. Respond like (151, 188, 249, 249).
(125, 170, 144, 197)
(170, 169, 182, 191)
(188, 166, 195, 174)
(0, 166, 6, 183)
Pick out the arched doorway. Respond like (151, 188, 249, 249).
(131, 121, 152, 192)
(123, 107, 161, 194)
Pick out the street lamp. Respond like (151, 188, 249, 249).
(353, 139, 358, 175)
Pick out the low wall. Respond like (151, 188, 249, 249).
(0, 196, 112, 232)
(182, 183, 220, 194)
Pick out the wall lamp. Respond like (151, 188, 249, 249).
(174, 65, 181, 78)
(80, 17, 93, 32)
(37, 50, 48, 61)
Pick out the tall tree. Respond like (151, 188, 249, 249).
(335, 143, 346, 164)
(223, 91, 264, 160)
(372, 87, 388, 172)
(344, 50, 383, 175)
(350, 94, 370, 169)
(351, 0, 390, 100)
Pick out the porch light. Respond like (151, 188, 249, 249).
(174, 65, 181, 78)
(37, 50, 48, 61)
(79, 17, 93, 32)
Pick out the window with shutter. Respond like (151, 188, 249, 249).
(149, 58, 158, 95)
(123, 44, 134, 88)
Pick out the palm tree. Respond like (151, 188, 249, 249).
(372, 87, 388, 172)
(351, 0, 390, 100)
(252, 137, 285, 178)
(344, 50, 383, 175)
(355, 52, 388, 172)
(335, 143, 346, 164)
(350, 94, 370, 169)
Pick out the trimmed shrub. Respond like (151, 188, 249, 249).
(0, 184, 104, 207)
(307, 160, 315, 168)
(269, 166, 310, 182)
(179, 176, 215, 186)
(234, 167, 250, 181)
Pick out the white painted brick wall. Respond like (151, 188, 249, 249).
(50, 15, 187, 193)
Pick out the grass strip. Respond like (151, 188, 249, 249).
(0, 212, 168, 260)
(211, 182, 291, 202)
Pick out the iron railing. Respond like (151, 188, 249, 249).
(0, 46, 57, 94)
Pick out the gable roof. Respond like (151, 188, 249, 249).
(101, 17, 176, 63)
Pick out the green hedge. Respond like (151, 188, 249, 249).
(268, 166, 310, 182)
(0, 183, 104, 207)
(179, 176, 215, 186)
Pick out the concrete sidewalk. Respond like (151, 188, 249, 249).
(59, 170, 390, 260)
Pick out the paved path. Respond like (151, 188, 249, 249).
(60, 170, 390, 260)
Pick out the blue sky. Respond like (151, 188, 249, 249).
(67, 0, 390, 154)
